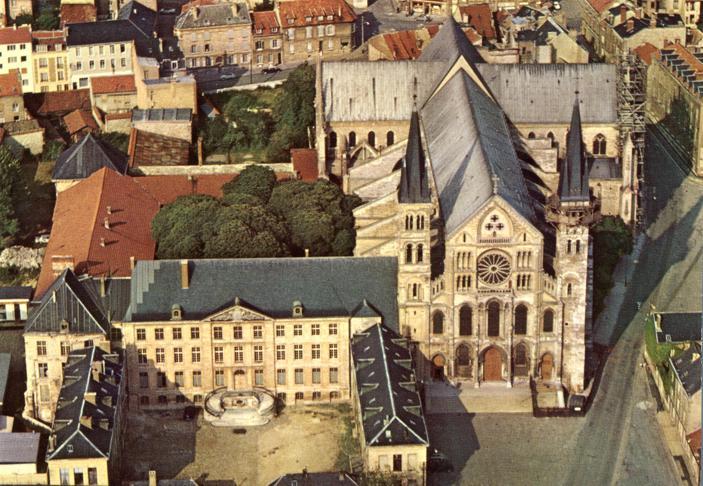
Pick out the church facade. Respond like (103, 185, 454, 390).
(315, 18, 608, 394)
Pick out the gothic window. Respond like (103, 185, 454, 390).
(528, 132, 536, 139)
(416, 244, 424, 263)
(592, 134, 606, 155)
(386, 130, 395, 146)
(459, 305, 472, 336)
(409, 283, 422, 300)
(567, 283, 573, 296)
(543, 309, 554, 333)
(515, 305, 527, 335)
(432, 311, 444, 334)
(416, 214, 424, 229)
(406, 214, 413, 230)
(329, 131, 337, 148)
(487, 302, 500, 337)
(348, 131, 356, 148)
(368, 131, 376, 147)
(478, 253, 511, 286)
(576, 240, 581, 253)
(567, 240, 572, 254)
(547, 132, 555, 146)
(406, 244, 413, 263)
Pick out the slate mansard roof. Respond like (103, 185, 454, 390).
(52, 133, 128, 181)
(656, 312, 702, 344)
(125, 258, 399, 330)
(352, 324, 428, 447)
(671, 342, 701, 397)
(48, 347, 123, 461)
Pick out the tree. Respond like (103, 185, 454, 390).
(222, 164, 277, 203)
(151, 195, 222, 259)
(34, 8, 60, 30)
(96, 132, 130, 154)
(591, 216, 633, 317)
(0, 146, 22, 246)
(222, 92, 275, 150)
(14, 14, 33, 26)
(42, 140, 66, 162)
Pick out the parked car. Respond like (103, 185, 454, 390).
(220, 73, 237, 80)
(262, 67, 281, 74)
(427, 449, 453, 472)
(183, 406, 200, 421)
(34, 232, 50, 245)
(159, 8, 176, 14)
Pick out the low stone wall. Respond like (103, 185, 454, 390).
(131, 162, 295, 176)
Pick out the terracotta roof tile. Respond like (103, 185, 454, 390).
(60, 4, 98, 26)
(0, 70, 22, 98)
(133, 174, 232, 205)
(633, 42, 659, 65)
(25, 90, 91, 116)
(0, 26, 31, 45)
(32, 30, 66, 48)
(278, 0, 356, 28)
(459, 4, 496, 40)
(63, 109, 99, 135)
(291, 148, 319, 181)
(587, 0, 616, 14)
(90, 75, 137, 95)
(128, 129, 191, 167)
(251, 10, 280, 36)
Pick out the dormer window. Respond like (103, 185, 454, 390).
(60, 320, 69, 332)
(327, 15, 334, 20)
(318, 15, 324, 21)
(305, 16, 312, 22)
(67, 444, 73, 453)
(292, 300, 303, 317)
(288, 18, 294, 25)
(256, 27, 263, 34)
(171, 304, 182, 320)
(271, 27, 279, 33)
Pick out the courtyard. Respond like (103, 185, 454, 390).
(121, 403, 352, 485)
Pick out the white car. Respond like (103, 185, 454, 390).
(220, 73, 237, 80)
(159, 8, 176, 14)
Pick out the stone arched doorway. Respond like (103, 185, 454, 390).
(431, 354, 445, 381)
(455, 344, 472, 379)
(513, 343, 529, 377)
(483, 347, 503, 381)
(540, 353, 554, 381)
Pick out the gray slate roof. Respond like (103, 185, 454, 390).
(656, 312, 702, 344)
(175, 2, 250, 29)
(48, 347, 123, 461)
(0, 432, 40, 464)
(476, 63, 618, 124)
(418, 15, 484, 65)
(0, 353, 9, 406)
(559, 99, 590, 202)
(52, 134, 128, 181)
(117, 1, 158, 39)
(398, 109, 430, 203)
(671, 342, 701, 396)
(421, 69, 536, 235)
(0, 286, 32, 300)
(352, 324, 428, 447)
(125, 258, 399, 330)
(25, 269, 110, 335)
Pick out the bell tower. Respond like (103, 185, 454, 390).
(548, 96, 594, 393)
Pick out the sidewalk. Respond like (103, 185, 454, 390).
(654, 411, 693, 485)
(425, 381, 532, 414)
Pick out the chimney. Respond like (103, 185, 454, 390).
(48, 434, 56, 452)
(104, 217, 110, 230)
(130, 256, 136, 270)
(180, 259, 189, 289)
(650, 13, 657, 28)
(148, 471, 157, 486)
(635, 7, 642, 19)
(100, 237, 106, 247)
(338, 471, 345, 482)
(620, 4, 627, 24)
(51, 255, 74, 276)
(106, 205, 112, 215)
(197, 137, 204, 165)
(627, 18, 634, 32)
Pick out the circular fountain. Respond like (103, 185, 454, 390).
(203, 388, 275, 426)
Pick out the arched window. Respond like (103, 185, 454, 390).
(567, 240, 572, 254)
(528, 132, 536, 139)
(576, 240, 581, 253)
(329, 131, 337, 149)
(459, 305, 472, 336)
(592, 134, 606, 155)
(515, 304, 527, 335)
(432, 311, 444, 334)
(416, 214, 423, 229)
(368, 131, 376, 147)
(543, 309, 554, 333)
(567, 283, 573, 296)
(406, 214, 413, 230)
(405, 244, 413, 264)
(547, 132, 555, 146)
(487, 302, 500, 337)
(348, 131, 356, 148)
(386, 130, 395, 146)
(416, 244, 423, 263)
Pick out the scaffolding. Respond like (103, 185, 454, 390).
(617, 53, 647, 228)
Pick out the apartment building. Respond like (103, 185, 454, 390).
(277, 0, 357, 63)
(0, 25, 34, 93)
(32, 30, 70, 93)
(174, 2, 252, 69)
(120, 258, 398, 409)
(0, 70, 27, 122)
(251, 10, 283, 67)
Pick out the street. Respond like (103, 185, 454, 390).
(426, 127, 698, 485)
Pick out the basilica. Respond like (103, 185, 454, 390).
(312, 17, 624, 394)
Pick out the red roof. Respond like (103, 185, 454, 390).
(459, 4, 496, 40)
(633, 42, 659, 65)
(60, 4, 97, 26)
(251, 11, 280, 37)
(32, 30, 65, 47)
(587, 0, 616, 14)
(687, 429, 701, 461)
(63, 109, 99, 135)
(278, 0, 356, 28)
(0, 26, 31, 45)
(91, 75, 137, 95)
(25, 89, 91, 116)
(291, 149, 319, 182)
(382, 30, 423, 60)
(0, 70, 22, 98)
(36, 169, 235, 296)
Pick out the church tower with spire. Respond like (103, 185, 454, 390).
(549, 97, 594, 393)
(396, 107, 434, 350)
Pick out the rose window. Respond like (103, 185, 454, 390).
(477, 253, 511, 285)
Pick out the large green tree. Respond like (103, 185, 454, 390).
(222, 164, 277, 204)
(0, 146, 23, 246)
(592, 216, 633, 318)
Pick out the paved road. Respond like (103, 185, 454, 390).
(195, 66, 294, 93)
(426, 129, 697, 485)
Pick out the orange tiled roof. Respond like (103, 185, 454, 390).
(25, 89, 91, 116)
(0, 70, 22, 98)
(60, 4, 97, 26)
(128, 129, 191, 167)
(0, 26, 31, 45)
(381, 30, 423, 60)
(32, 30, 66, 47)
(180, 0, 217, 14)
(278, 0, 356, 28)
(291, 148, 319, 182)
(633, 42, 659, 65)
(459, 4, 496, 40)
(91, 75, 137, 95)
(251, 10, 280, 37)
(36, 169, 236, 296)
(587, 0, 616, 14)
(63, 109, 99, 135)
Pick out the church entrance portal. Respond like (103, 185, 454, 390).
(431, 354, 445, 381)
(483, 347, 502, 381)
(540, 354, 554, 381)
